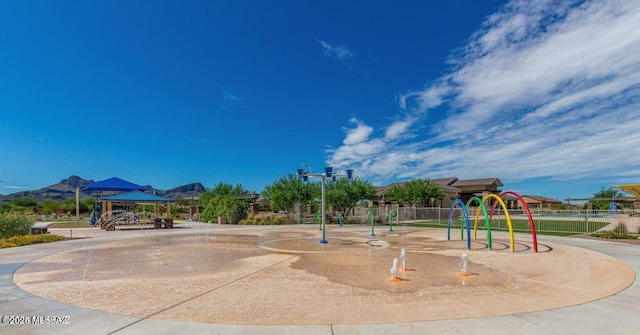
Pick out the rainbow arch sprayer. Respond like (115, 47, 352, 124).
(447, 191, 538, 253)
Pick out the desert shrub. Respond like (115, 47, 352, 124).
(272, 215, 285, 225)
(236, 215, 289, 225)
(341, 217, 357, 225)
(0, 234, 66, 248)
(613, 223, 628, 234)
(262, 215, 272, 225)
(590, 230, 636, 239)
(0, 212, 35, 238)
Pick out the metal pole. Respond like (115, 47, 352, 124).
(76, 187, 80, 227)
(368, 210, 375, 236)
(298, 165, 351, 244)
(389, 210, 397, 231)
(320, 175, 327, 244)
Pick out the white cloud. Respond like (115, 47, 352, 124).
(328, 0, 640, 190)
(342, 119, 373, 145)
(384, 117, 416, 140)
(317, 39, 354, 61)
(400, 83, 451, 112)
(222, 90, 242, 101)
(2, 185, 31, 190)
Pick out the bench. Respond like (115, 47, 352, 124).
(31, 222, 53, 234)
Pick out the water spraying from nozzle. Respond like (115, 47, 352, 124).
(389, 257, 402, 282)
(458, 252, 471, 276)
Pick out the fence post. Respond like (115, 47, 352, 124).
(586, 211, 589, 233)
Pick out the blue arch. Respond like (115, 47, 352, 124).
(447, 199, 471, 250)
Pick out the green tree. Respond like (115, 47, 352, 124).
(385, 179, 444, 207)
(60, 199, 77, 213)
(262, 174, 320, 214)
(42, 200, 61, 218)
(10, 197, 38, 207)
(326, 177, 376, 217)
(590, 188, 624, 210)
(175, 197, 199, 215)
(200, 182, 250, 223)
(81, 198, 96, 211)
(9, 198, 38, 214)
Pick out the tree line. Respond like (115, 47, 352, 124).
(0, 178, 450, 224)
(0, 198, 96, 217)
(199, 176, 447, 224)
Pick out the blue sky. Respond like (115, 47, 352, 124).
(1, 0, 639, 201)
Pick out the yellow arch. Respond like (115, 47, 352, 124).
(480, 194, 515, 253)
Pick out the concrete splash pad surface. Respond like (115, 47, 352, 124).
(13, 226, 635, 325)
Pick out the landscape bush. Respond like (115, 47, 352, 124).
(238, 214, 287, 225)
(613, 222, 628, 234)
(272, 215, 285, 225)
(0, 234, 66, 249)
(0, 212, 34, 238)
(345, 217, 360, 225)
(589, 230, 637, 240)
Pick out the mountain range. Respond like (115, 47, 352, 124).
(0, 175, 206, 203)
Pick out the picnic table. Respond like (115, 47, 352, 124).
(153, 218, 174, 229)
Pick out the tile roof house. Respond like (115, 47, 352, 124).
(373, 177, 504, 208)
(447, 178, 503, 202)
(519, 195, 562, 209)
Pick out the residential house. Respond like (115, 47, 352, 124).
(373, 177, 504, 209)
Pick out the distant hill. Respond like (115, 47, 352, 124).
(159, 183, 206, 200)
(3, 175, 94, 202)
(0, 176, 206, 203)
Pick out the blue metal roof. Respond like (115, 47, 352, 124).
(102, 191, 173, 202)
(81, 177, 150, 192)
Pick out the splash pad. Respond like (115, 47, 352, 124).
(13, 225, 634, 325)
(448, 191, 538, 253)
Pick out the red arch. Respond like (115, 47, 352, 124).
(490, 191, 538, 252)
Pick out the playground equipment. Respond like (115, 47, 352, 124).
(447, 191, 538, 253)
(94, 210, 140, 231)
(315, 210, 322, 230)
(447, 199, 471, 250)
(93, 210, 174, 231)
(491, 191, 538, 252)
(388, 210, 398, 232)
(368, 210, 376, 237)
(467, 196, 492, 250)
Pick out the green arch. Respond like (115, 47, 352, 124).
(467, 196, 492, 250)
